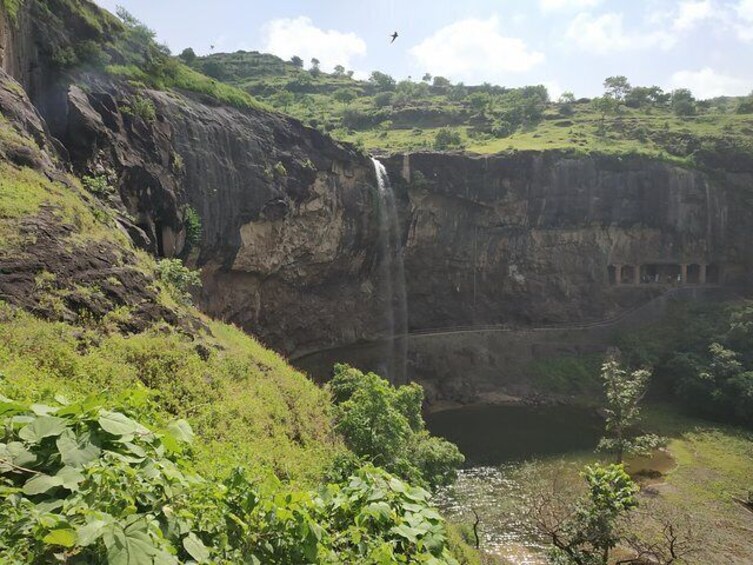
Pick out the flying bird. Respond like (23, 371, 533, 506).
(390, 31, 398, 44)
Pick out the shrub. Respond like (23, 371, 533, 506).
(155, 258, 201, 305)
(182, 206, 202, 247)
(434, 127, 464, 150)
(0, 396, 464, 564)
(122, 95, 156, 122)
(81, 174, 114, 197)
(328, 364, 464, 488)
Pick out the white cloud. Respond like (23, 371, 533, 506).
(736, 0, 753, 40)
(673, 0, 713, 30)
(261, 16, 366, 72)
(409, 16, 544, 82)
(669, 67, 753, 98)
(539, 0, 601, 13)
(565, 12, 677, 53)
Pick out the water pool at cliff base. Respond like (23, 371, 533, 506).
(425, 404, 605, 564)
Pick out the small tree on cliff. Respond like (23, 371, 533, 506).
(531, 463, 639, 565)
(598, 356, 663, 463)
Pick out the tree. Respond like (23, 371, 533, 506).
(179, 47, 196, 65)
(559, 91, 576, 104)
(422, 73, 432, 83)
(290, 55, 303, 68)
(373, 91, 394, 108)
(603, 75, 632, 101)
(432, 76, 451, 88)
(309, 57, 321, 77)
(598, 356, 662, 463)
(333, 64, 345, 77)
(333, 88, 357, 107)
(468, 92, 491, 112)
(591, 95, 618, 135)
(671, 88, 696, 116)
(328, 364, 463, 488)
(433, 128, 464, 150)
(532, 464, 639, 565)
(369, 71, 396, 91)
(736, 91, 753, 114)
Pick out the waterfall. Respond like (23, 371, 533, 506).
(371, 158, 408, 383)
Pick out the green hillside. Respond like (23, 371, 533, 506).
(188, 50, 753, 162)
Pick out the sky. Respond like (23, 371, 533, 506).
(93, 0, 753, 99)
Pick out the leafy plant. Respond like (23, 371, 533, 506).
(328, 364, 464, 489)
(0, 394, 464, 564)
(81, 174, 114, 197)
(531, 463, 639, 565)
(122, 95, 156, 122)
(155, 258, 201, 305)
(597, 357, 663, 462)
(182, 206, 202, 247)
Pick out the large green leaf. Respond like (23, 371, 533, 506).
(22, 473, 64, 495)
(18, 416, 68, 443)
(104, 518, 177, 565)
(183, 532, 210, 562)
(56, 466, 84, 491)
(0, 441, 37, 470)
(76, 519, 109, 547)
(42, 528, 77, 547)
(98, 411, 150, 437)
(56, 431, 101, 467)
(0, 399, 27, 417)
(166, 419, 194, 445)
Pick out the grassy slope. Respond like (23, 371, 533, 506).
(641, 405, 753, 562)
(0, 107, 342, 486)
(194, 51, 753, 162)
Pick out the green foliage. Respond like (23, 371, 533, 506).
(81, 174, 114, 197)
(182, 206, 202, 247)
(0, 394, 196, 563)
(1, 0, 24, 22)
(369, 71, 396, 92)
(433, 128, 464, 150)
(619, 300, 753, 428)
(273, 161, 287, 177)
(0, 305, 341, 484)
(121, 95, 156, 122)
(0, 396, 463, 564)
(597, 357, 663, 462)
(178, 47, 196, 64)
(155, 259, 201, 306)
(671, 88, 696, 116)
(328, 365, 464, 489)
(547, 464, 639, 565)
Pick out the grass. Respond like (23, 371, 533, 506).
(0, 161, 128, 254)
(641, 404, 753, 562)
(0, 304, 343, 485)
(105, 62, 268, 112)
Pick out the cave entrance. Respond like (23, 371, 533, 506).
(608, 265, 617, 285)
(640, 264, 681, 284)
(707, 264, 720, 284)
(687, 264, 701, 284)
(620, 265, 637, 285)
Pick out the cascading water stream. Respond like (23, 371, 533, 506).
(371, 157, 408, 383)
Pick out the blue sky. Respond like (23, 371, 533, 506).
(94, 0, 753, 99)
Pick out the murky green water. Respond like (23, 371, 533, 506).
(426, 405, 604, 563)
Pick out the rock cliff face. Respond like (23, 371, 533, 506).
(2, 1, 752, 377)
(380, 151, 751, 333)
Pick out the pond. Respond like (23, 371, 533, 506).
(426, 404, 605, 563)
